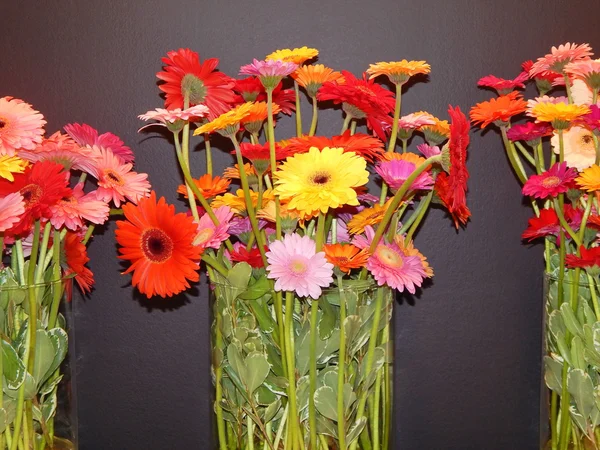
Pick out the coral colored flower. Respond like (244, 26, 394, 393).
(323, 243, 370, 273)
(565, 245, 600, 270)
(347, 203, 389, 235)
(0, 97, 46, 155)
(222, 163, 257, 180)
(116, 191, 202, 298)
(565, 59, 600, 91)
(578, 105, 600, 131)
(0, 161, 71, 236)
(529, 43, 593, 77)
(274, 147, 369, 215)
(470, 92, 527, 129)
(240, 59, 298, 89)
(367, 60, 431, 85)
(395, 235, 434, 278)
(50, 183, 110, 230)
(156, 48, 236, 119)
(378, 152, 428, 167)
(90, 148, 150, 207)
(367, 241, 428, 293)
(375, 159, 434, 192)
(227, 242, 266, 269)
(194, 102, 254, 136)
(576, 164, 600, 191)
(506, 122, 553, 142)
(138, 105, 210, 129)
(193, 206, 234, 250)
(551, 126, 596, 171)
(477, 72, 529, 95)
(435, 106, 471, 228)
(283, 131, 384, 162)
(266, 233, 333, 299)
(522, 59, 564, 94)
(177, 174, 230, 200)
(397, 111, 436, 130)
(266, 47, 319, 65)
(0, 155, 27, 181)
(292, 64, 344, 97)
(64, 123, 135, 164)
(63, 231, 94, 294)
(522, 163, 577, 199)
(0, 193, 25, 232)
(417, 143, 441, 158)
(529, 102, 590, 127)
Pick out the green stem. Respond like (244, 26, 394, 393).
(500, 126, 528, 184)
(341, 114, 352, 134)
(272, 403, 288, 450)
(309, 97, 318, 136)
(514, 141, 536, 166)
(14, 241, 25, 284)
(247, 415, 254, 450)
(48, 230, 63, 329)
(266, 89, 282, 239)
(564, 75, 574, 104)
(82, 224, 95, 246)
(34, 222, 52, 283)
(386, 84, 403, 153)
(558, 362, 571, 450)
(294, 80, 303, 136)
(205, 134, 213, 176)
(405, 191, 433, 242)
(173, 133, 200, 222)
(201, 254, 229, 277)
(381, 323, 392, 450)
(536, 141, 546, 174)
(337, 275, 347, 450)
(553, 199, 582, 247)
(308, 299, 319, 450)
(551, 390, 558, 450)
(315, 212, 326, 251)
(372, 370, 382, 450)
(350, 120, 357, 136)
(588, 275, 600, 320)
(284, 292, 299, 450)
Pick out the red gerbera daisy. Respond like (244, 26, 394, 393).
(434, 105, 470, 228)
(156, 48, 236, 120)
(283, 131, 385, 162)
(115, 191, 202, 298)
(237, 142, 290, 165)
(522, 208, 560, 241)
(522, 162, 577, 199)
(565, 245, 600, 270)
(0, 160, 71, 236)
(63, 231, 94, 297)
(227, 242, 266, 269)
(522, 60, 564, 94)
(477, 72, 529, 95)
(232, 78, 296, 115)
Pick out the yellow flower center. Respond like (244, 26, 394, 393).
(141, 228, 173, 263)
(376, 246, 404, 269)
(541, 176, 561, 188)
(104, 169, 124, 186)
(290, 259, 307, 275)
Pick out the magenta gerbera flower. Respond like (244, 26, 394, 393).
(239, 59, 298, 89)
(577, 105, 600, 131)
(367, 242, 427, 293)
(64, 123, 135, 164)
(266, 233, 333, 299)
(506, 122, 553, 142)
(522, 162, 578, 199)
(193, 206, 234, 250)
(375, 159, 434, 192)
(417, 143, 441, 158)
(0, 193, 25, 232)
(477, 72, 529, 95)
(0, 97, 46, 155)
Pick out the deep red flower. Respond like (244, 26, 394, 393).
(565, 245, 600, 269)
(477, 72, 529, 95)
(232, 78, 296, 115)
(156, 48, 236, 119)
(522, 60, 564, 93)
(506, 122, 553, 142)
(228, 242, 266, 269)
(522, 208, 560, 241)
(63, 231, 94, 298)
(435, 105, 470, 228)
(236, 142, 290, 162)
(283, 131, 385, 162)
(0, 161, 71, 236)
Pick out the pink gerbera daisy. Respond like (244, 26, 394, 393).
(266, 233, 333, 299)
(397, 112, 436, 130)
(417, 143, 441, 158)
(529, 43, 593, 77)
(239, 59, 299, 89)
(138, 105, 211, 128)
(506, 122, 553, 142)
(565, 59, 600, 91)
(0, 193, 25, 232)
(50, 183, 110, 230)
(0, 97, 46, 155)
(192, 206, 234, 250)
(522, 162, 577, 199)
(64, 123, 135, 164)
(367, 242, 428, 293)
(477, 72, 529, 95)
(90, 148, 150, 207)
(352, 225, 376, 250)
(375, 159, 434, 192)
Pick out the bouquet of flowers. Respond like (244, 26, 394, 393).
(119, 47, 470, 449)
(472, 43, 600, 449)
(0, 97, 149, 449)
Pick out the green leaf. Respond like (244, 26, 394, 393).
(548, 311, 566, 340)
(316, 415, 337, 438)
(591, 406, 600, 428)
(343, 316, 362, 351)
(560, 303, 584, 337)
(544, 356, 563, 393)
(263, 399, 281, 424)
(593, 322, 600, 354)
(243, 352, 270, 394)
(555, 332, 572, 366)
(0, 408, 7, 433)
(237, 276, 271, 300)
(226, 344, 246, 381)
(4, 373, 35, 400)
(254, 386, 276, 405)
(571, 336, 587, 371)
(343, 383, 357, 414)
(33, 330, 55, 388)
(583, 303, 597, 326)
(263, 375, 288, 396)
(347, 417, 367, 447)
(1, 341, 25, 390)
(39, 374, 63, 396)
(314, 386, 338, 421)
(358, 346, 386, 389)
(45, 328, 68, 383)
(227, 263, 252, 292)
(318, 296, 336, 340)
(570, 405, 588, 434)
(568, 369, 595, 419)
(41, 391, 56, 423)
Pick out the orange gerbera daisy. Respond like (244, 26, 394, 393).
(379, 151, 427, 166)
(366, 60, 431, 85)
(323, 243, 370, 273)
(283, 131, 384, 162)
(394, 236, 434, 277)
(176, 174, 230, 199)
(241, 101, 282, 134)
(222, 163, 257, 180)
(347, 201, 393, 235)
(420, 117, 451, 146)
(470, 91, 528, 129)
(116, 191, 201, 298)
(292, 64, 345, 97)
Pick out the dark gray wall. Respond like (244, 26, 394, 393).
(2, 1, 599, 449)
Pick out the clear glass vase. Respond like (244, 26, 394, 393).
(0, 272, 77, 450)
(543, 271, 600, 450)
(210, 269, 394, 450)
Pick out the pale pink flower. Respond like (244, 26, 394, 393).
(417, 143, 441, 158)
(64, 123, 135, 164)
(240, 59, 298, 80)
(551, 126, 596, 171)
(352, 225, 376, 250)
(565, 58, 600, 85)
(0, 193, 25, 232)
(397, 112, 436, 130)
(571, 79, 596, 105)
(266, 233, 333, 299)
(529, 43, 593, 77)
(50, 183, 110, 230)
(90, 148, 150, 207)
(0, 97, 46, 155)
(193, 206, 234, 250)
(375, 159, 434, 191)
(138, 105, 210, 126)
(367, 241, 428, 293)
(526, 95, 568, 117)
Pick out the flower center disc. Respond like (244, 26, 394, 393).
(20, 184, 43, 207)
(0, 117, 6, 130)
(290, 259, 307, 275)
(141, 228, 174, 263)
(181, 74, 207, 104)
(376, 246, 404, 269)
(542, 176, 561, 188)
(311, 171, 331, 185)
(104, 169, 124, 185)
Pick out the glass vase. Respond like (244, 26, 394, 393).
(210, 268, 394, 450)
(0, 271, 77, 450)
(543, 271, 600, 450)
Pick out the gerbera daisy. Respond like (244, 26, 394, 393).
(0, 160, 71, 236)
(395, 235, 434, 278)
(138, 105, 210, 132)
(0, 155, 28, 181)
(116, 191, 202, 298)
(266, 233, 333, 299)
(570, 79, 596, 105)
(233, 77, 265, 102)
(378, 151, 428, 166)
(156, 48, 236, 119)
(240, 101, 281, 134)
(578, 105, 600, 132)
(397, 111, 436, 139)
(239, 59, 298, 90)
(367, 241, 428, 293)
(226, 242, 266, 269)
(477, 72, 529, 95)
(323, 243, 370, 274)
(506, 122, 553, 143)
(565, 245, 600, 270)
(550, 126, 596, 170)
(194, 102, 254, 136)
(470, 91, 527, 129)
(222, 163, 257, 180)
(50, 183, 110, 230)
(63, 231, 94, 294)
(177, 174, 230, 200)
(375, 159, 434, 192)
(565, 59, 600, 91)
(529, 102, 590, 129)
(266, 47, 319, 65)
(522, 208, 560, 241)
(63, 123, 135, 164)
(283, 131, 384, 162)
(352, 225, 376, 249)
(417, 143, 441, 158)
(522, 162, 577, 199)
(347, 202, 389, 235)
(273, 146, 369, 216)
(529, 43, 593, 77)
(576, 164, 600, 191)
(236, 142, 289, 174)
(435, 106, 470, 228)
(257, 199, 301, 232)
(212, 189, 273, 215)
(90, 148, 151, 207)
(0, 97, 46, 155)
(419, 117, 451, 146)
(0, 193, 25, 232)
(526, 95, 568, 114)
(192, 206, 234, 250)
(366, 60, 431, 85)
(292, 64, 344, 98)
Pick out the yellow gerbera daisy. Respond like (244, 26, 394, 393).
(530, 103, 590, 129)
(420, 118, 451, 146)
(273, 146, 368, 215)
(292, 64, 344, 97)
(211, 189, 274, 214)
(576, 165, 600, 191)
(379, 152, 427, 166)
(367, 60, 431, 84)
(194, 102, 254, 136)
(266, 47, 319, 65)
(0, 155, 28, 181)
